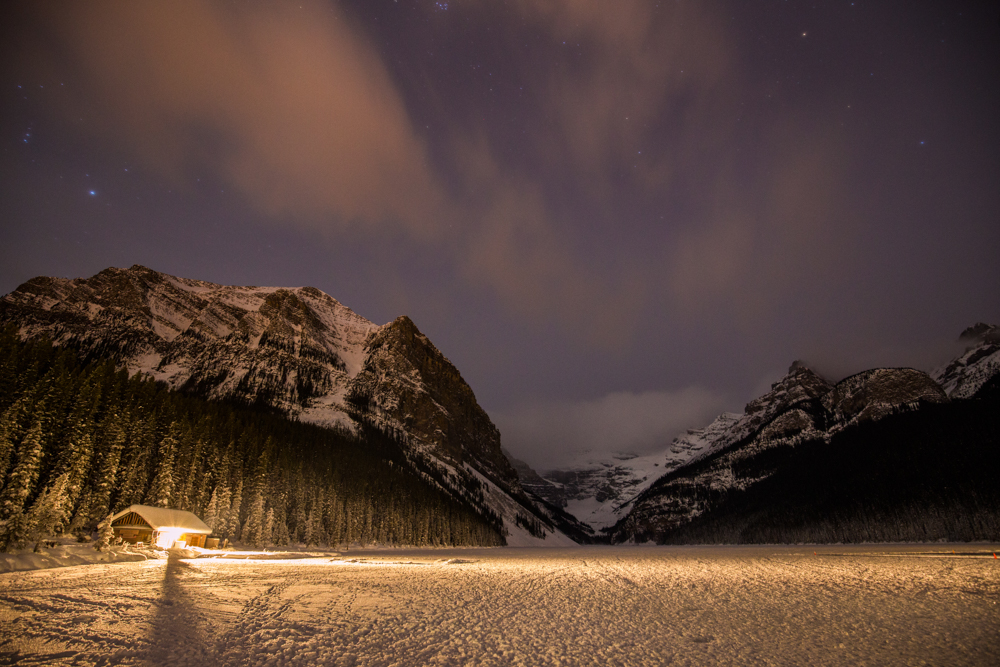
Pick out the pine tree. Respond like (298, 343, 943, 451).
(215, 486, 233, 538)
(95, 513, 114, 552)
(145, 423, 179, 508)
(262, 507, 275, 547)
(57, 376, 101, 522)
(77, 414, 127, 527)
(304, 508, 316, 546)
(0, 396, 32, 492)
(242, 491, 265, 547)
(176, 437, 204, 513)
(115, 417, 155, 511)
(26, 473, 72, 544)
(203, 486, 222, 533)
(0, 509, 30, 551)
(292, 486, 308, 543)
(225, 476, 243, 541)
(273, 516, 290, 546)
(0, 418, 46, 521)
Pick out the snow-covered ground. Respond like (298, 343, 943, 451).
(1, 545, 997, 666)
(0, 540, 151, 574)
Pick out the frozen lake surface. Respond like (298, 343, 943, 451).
(1, 545, 997, 666)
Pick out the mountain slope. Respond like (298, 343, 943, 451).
(932, 323, 1000, 399)
(610, 363, 951, 543)
(654, 394, 1000, 544)
(0, 332, 505, 550)
(0, 265, 566, 545)
(515, 414, 743, 532)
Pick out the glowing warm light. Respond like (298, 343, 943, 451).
(155, 529, 186, 548)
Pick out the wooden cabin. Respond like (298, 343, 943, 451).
(110, 504, 212, 548)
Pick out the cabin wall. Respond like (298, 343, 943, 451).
(114, 528, 152, 545)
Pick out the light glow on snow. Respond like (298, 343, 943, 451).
(1, 546, 997, 666)
(154, 529, 187, 549)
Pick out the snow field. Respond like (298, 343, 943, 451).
(0, 545, 997, 666)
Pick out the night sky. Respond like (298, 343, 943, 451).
(2, 1, 998, 468)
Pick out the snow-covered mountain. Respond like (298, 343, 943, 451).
(932, 323, 1000, 399)
(610, 362, 950, 543)
(517, 414, 741, 530)
(0, 265, 569, 545)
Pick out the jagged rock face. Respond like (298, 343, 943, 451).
(824, 368, 947, 424)
(610, 362, 949, 543)
(0, 266, 532, 493)
(737, 363, 833, 438)
(541, 457, 651, 515)
(503, 451, 597, 542)
(506, 452, 564, 507)
(933, 323, 1000, 399)
(1, 265, 565, 543)
(667, 413, 742, 460)
(346, 315, 522, 494)
(509, 413, 745, 532)
(0, 266, 375, 425)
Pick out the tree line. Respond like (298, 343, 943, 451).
(0, 327, 504, 551)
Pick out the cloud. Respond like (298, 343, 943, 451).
(665, 121, 853, 323)
(18, 0, 449, 235)
(7, 0, 862, 351)
(493, 387, 727, 470)
(481, 0, 734, 212)
(452, 132, 646, 346)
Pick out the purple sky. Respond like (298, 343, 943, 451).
(2, 1, 998, 469)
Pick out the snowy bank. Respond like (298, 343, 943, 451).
(0, 539, 149, 574)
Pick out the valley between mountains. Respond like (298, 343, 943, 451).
(0, 265, 997, 549)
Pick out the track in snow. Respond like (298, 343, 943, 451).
(0, 545, 997, 666)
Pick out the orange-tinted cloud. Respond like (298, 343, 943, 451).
(19, 0, 448, 235)
(10, 0, 859, 350)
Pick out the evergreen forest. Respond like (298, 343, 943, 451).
(0, 327, 505, 551)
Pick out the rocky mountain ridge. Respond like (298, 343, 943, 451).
(527, 321, 998, 539)
(932, 323, 1000, 399)
(516, 413, 741, 531)
(609, 356, 975, 542)
(0, 265, 565, 544)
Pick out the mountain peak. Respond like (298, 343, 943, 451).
(959, 322, 999, 346)
(1, 265, 569, 545)
(934, 322, 1000, 399)
(788, 359, 809, 374)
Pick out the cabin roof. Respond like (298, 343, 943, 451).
(110, 504, 212, 534)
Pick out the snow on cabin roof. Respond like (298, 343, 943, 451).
(110, 504, 212, 534)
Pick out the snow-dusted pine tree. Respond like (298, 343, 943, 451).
(242, 491, 265, 547)
(145, 423, 179, 508)
(225, 476, 243, 541)
(203, 486, 221, 533)
(0, 417, 46, 521)
(0, 509, 29, 551)
(57, 377, 101, 521)
(272, 515, 290, 546)
(0, 396, 31, 492)
(77, 415, 127, 527)
(25, 472, 72, 544)
(115, 418, 155, 511)
(95, 512, 114, 552)
(304, 508, 316, 546)
(262, 507, 275, 547)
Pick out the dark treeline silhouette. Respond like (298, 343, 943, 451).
(650, 394, 1000, 544)
(0, 327, 504, 551)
